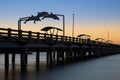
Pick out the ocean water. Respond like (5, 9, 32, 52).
(0, 53, 120, 80)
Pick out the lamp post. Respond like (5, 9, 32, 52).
(18, 18, 23, 30)
(54, 14, 65, 36)
(77, 34, 91, 44)
(72, 14, 75, 37)
(18, 19, 21, 30)
(18, 17, 30, 30)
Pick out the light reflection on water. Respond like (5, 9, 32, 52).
(0, 53, 47, 80)
(0, 54, 120, 80)
(0, 52, 46, 65)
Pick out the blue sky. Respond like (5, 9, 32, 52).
(0, 0, 120, 44)
(1, 0, 120, 21)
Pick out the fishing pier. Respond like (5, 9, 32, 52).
(0, 28, 120, 71)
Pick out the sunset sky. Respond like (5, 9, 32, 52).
(0, 0, 120, 44)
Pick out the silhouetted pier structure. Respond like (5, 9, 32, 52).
(0, 28, 120, 70)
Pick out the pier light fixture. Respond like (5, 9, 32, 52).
(77, 34, 91, 39)
(106, 40, 112, 43)
(95, 38, 105, 42)
(41, 26, 63, 35)
(18, 11, 65, 36)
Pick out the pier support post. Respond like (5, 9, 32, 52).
(49, 51, 53, 66)
(46, 51, 49, 66)
(20, 51, 27, 80)
(56, 50, 65, 64)
(5, 52, 9, 69)
(4, 52, 9, 80)
(69, 51, 72, 62)
(46, 51, 53, 67)
(53, 48, 56, 64)
(25, 53, 28, 65)
(61, 51, 65, 64)
(65, 51, 68, 63)
(20, 53, 26, 67)
(57, 50, 60, 64)
(12, 53, 15, 66)
(20, 49, 27, 72)
(36, 51, 40, 70)
(74, 51, 77, 61)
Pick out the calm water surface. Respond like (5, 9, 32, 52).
(0, 53, 120, 80)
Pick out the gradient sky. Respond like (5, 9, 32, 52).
(0, 0, 120, 44)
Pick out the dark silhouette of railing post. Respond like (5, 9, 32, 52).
(50, 34, 53, 42)
(44, 33, 47, 40)
(28, 31, 32, 41)
(37, 32, 40, 42)
(65, 36, 67, 42)
(69, 37, 71, 42)
(72, 37, 75, 43)
(56, 35, 58, 42)
(61, 36, 64, 42)
(18, 30, 22, 41)
(79, 38, 81, 43)
(8, 28, 11, 41)
(76, 38, 79, 43)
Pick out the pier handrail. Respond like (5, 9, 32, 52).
(0, 28, 119, 48)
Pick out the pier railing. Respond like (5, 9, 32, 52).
(0, 28, 118, 47)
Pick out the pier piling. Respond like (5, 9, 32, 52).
(20, 50, 27, 72)
(5, 52, 9, 68)
(36, 51, 40, 71)
(12, 53, 15, 66)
